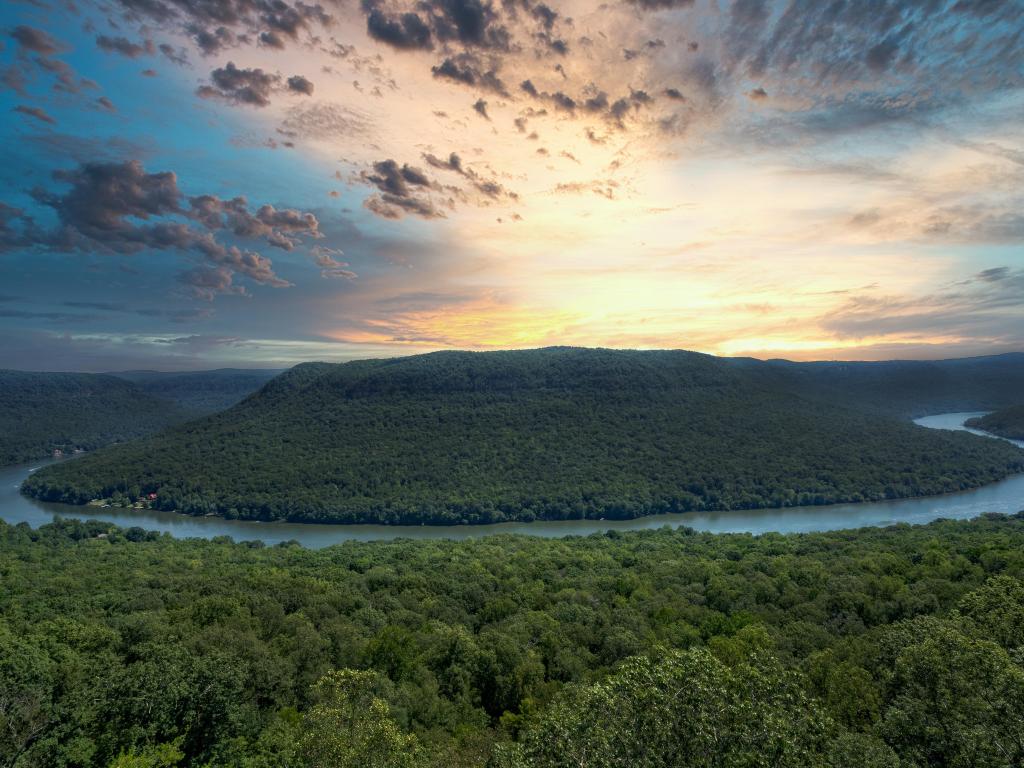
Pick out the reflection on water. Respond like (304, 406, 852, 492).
(1, 412, 1022, 548)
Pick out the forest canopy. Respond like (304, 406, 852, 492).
(2, 513, 1023, 767)
(22, 348, 1024, 525)
(967, 405, 1024, 440)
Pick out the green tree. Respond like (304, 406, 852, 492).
(879, 617, 1024, 767)
(500, 647, 837, 768)
(956, 575, 1024, 650)
(299, 670, 419, 768)
(106, 742, 183, 768)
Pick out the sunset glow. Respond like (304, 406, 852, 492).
(1, 0, 1022, 368)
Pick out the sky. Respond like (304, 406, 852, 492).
(0, 0, 1022, 371)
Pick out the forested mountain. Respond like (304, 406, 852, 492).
(0, 371, 186, 466)
(2, 513, 1023, 766)
(754, 352, 1024, 418)
(111, 368, 283, 415)
(0, 368, 281, 467)
(967, 405, 1024, 440)
(22, 348, 1024, 524)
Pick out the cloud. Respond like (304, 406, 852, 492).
(19, 160, 323, 297)
(96, 35, 154, 58)
(187, 194, 320, 250)
(364, 2, 434, 50)
(431, 53, 507, 95)
(197, 62, 279, 107)
(286, 74, 314, 95)
(278, 102, 372, 143)
(10, 26, 62, 55)
(820, 268, 1024, 345)
(311, 245, 357, 279)
(472, 97, 489, 119)
(360, 158, 448, 219)
(422, 151, 517, 201)
(363, 0, 512, 53)
(14, 105, 56, 124)
(108, 0, 334, 57)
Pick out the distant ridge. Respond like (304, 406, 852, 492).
(23, 347, 1024, 525)
(0, 370, 182, 466)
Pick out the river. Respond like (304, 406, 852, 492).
(2, 412, 1022, 548)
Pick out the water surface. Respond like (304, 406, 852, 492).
(2, 412, 1021, 548)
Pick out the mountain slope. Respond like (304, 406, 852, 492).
(0, 371, 185, 466)
(753, 353, 1024, 418)
(967, 406, 1024, 440)
(110, 368, 283, 415)
(22, 348, 1024, 524)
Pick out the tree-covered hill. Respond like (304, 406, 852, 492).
(22, 348, 1024, 524)
(0, 370, 187, 466)
(110, 368, 283, 415)
(754, 352, 1024, 418)
(2, 513, 1023, 766)
(967, 405, 1024, 440)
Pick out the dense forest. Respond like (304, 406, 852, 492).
(0, 371, 185, 467)
(111, 369, 282, 415)
(967, 405, 1024, 440)
(22, 348, 1024, 525)
(756, 352, 1024, 419)
(2, 513, 1023, 767)
(0, 369, 281, 468)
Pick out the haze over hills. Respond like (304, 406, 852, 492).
(110, 368, 284, 414)
(0, 368, 282, 466)
(755, 353, 1024, 418)
(23, 348, 1024, 525)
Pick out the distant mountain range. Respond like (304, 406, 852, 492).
(21, 348, 1024, 524)
(0, 368, 279, 466)
(109, 368, 283, 413)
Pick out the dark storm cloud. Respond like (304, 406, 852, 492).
(95, 35, 155, 58)
(472, 98, 489, 119)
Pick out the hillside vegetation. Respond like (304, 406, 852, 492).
(0, 371, 185, 466)
(22, 348, 1024, 524)
(757, 352, 1024, 419)
(967, 405, 1024, 440)
(111, 368, 282, 415)
(2, 514, 1023, 766)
